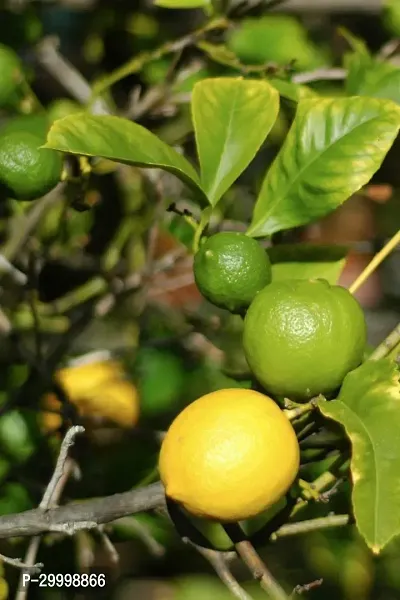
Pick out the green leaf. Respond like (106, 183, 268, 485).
(319, 359, 400, 553)
(269, 244, 348, 284)
(191, 78, 279, 206)
(44, 114, 206, 200)
(347, 58, 400, 105)
(155, 0, 210, 7)
(269, 78, 317, 103)
(247, 96, 400, 237)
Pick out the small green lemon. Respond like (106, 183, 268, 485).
(0, 44, 24, 108)
(136, 347, 186, 417)
(1, 113, 50, 141)
(48, 98, 82, 123)
(194, 232, 271, 313)
(0, 131, 62, 201)
(243, 278, 367, 400)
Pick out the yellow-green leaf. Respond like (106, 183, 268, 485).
(319, 359, 400, 554)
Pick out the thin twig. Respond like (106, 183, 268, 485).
(185, 539, 252, 600)
(224, 524, 288, 600)
(349, 230, 400, 295)
(16, 427, 84, 599)
(270, 514, 350, 541)
(369, 322, 400, 361)
(292, 68, 346, 84)
(0, 553, 42, 574)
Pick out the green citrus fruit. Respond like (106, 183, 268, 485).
(48, 98, 82, 123)
(243, 278, 367, 400)
(193, 232, 271, 313)
(0, 131, 62, 201)
(1, 113, 50, 141)
(136, 347, 186, 417)
(0, 44, 24, 108)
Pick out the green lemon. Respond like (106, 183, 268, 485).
(1, 113, 50, 141)
(0, 131, 62, 201)
(136, 347, 186, 417)
(243, 279, 366, 400)
(0, 44, 24, 108)
(193, 232, 272, 313)
(48, 98, 82, 123)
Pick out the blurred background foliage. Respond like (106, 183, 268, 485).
(0, 0, 398, 598)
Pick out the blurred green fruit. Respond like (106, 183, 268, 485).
(0, 44, 24, 108)
(47, 98, 82, 123)
(1, 113, 50, 142)
(136, 347, 186, 417)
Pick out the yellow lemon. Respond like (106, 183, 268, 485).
(159, 388, 299, 522)
(56, 359, 125, 402)
(40, 359, 139, 432)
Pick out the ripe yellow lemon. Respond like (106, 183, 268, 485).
(40, 359, 139, 432)
(159, 388, 299, 522)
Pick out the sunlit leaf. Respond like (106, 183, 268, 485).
(247, 96, 400, 237)
(192, 77, 279, 206)
(319, 359, 400, 553)
(44, 114, 207, 200)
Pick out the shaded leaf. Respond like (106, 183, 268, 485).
(247, 96, 400, 237)
(319, 359, 400, 553)
(269, 78, 317, 103)
(192, 77, 279, 206)
(44, 114, 206, 200)
(269, 244, 348, 284)
(155, 0, 210, 7)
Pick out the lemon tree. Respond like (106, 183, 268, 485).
(3, 18, 400, 600)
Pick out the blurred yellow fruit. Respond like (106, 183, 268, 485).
(159, 388, 299, 522)
(40, 359, 139, 432)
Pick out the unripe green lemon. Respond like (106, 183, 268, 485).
(243, 278, 367, 400)
(1, 113, 50, 141)
(48, 98, 82, 123)
(0, 44, 24, 108)
(0, 131, 62, 201)
(193, 232, 271, 313)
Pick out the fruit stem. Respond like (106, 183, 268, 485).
(192, 207, 213, 254)
(368, 322, 400, 361)
(349, 229, 400, 295)
(283, 398, 319, 421)
(224, 523, 289, 600)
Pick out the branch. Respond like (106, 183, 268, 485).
(0, 483, 165, 540)
(292, 68, 346, 84)
(369, 322, 400, 361)
(224, 523, 288, 600)
(270, 514, 350, 541)
(184, 539, 252, 600)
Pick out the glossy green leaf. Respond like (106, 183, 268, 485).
(44, 114, 206, 200)
(269, 244, 348, 284)
(192, 78, 279, 206)
(247, 96, 400, 237)
(155, 0, 210, 7)
(319, 360, 400, 553)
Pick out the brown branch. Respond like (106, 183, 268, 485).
(0, 482, 165, 540)
(185, 539, 252, 600)
(224, 523, 288, 600)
